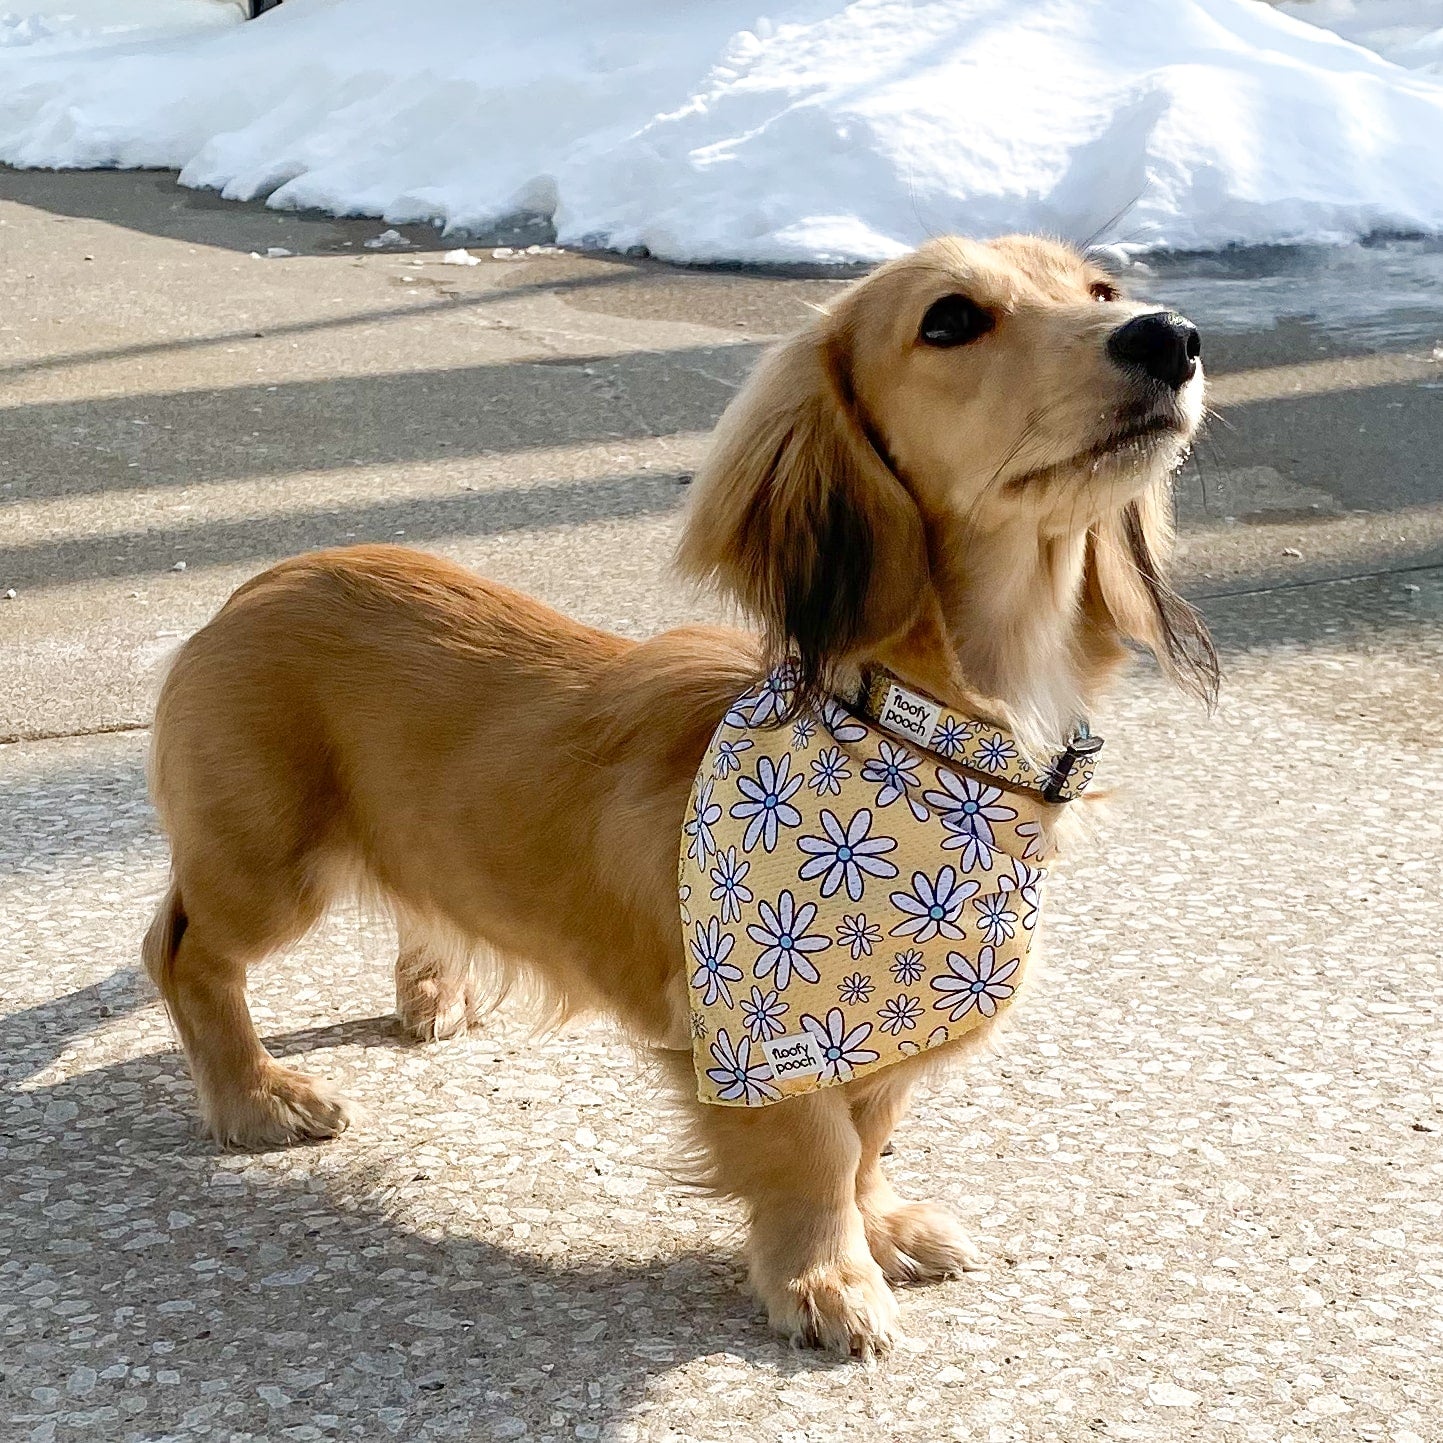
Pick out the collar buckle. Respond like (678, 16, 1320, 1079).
(1042, 731, 1105, 804)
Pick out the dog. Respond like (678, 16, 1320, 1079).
(142, 235, 1215, 1357)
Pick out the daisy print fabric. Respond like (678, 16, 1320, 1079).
(681, 668, 1081, 1107)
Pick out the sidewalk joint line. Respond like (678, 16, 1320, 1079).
(1, 721, 149, 748)
(1190, 557, 1443, 602)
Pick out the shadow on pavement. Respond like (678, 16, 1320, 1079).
(0, 166, 553, 258)
(0, 750, 156, 875)
(1185, 370, 1443, 516)
(0, 982, 836, 1442)
(263, 1015, 413, 1060)
(0, 968, 153, 1086)
(4, 342, 760, 503)
(0, 470, 692, 591)
(0, 269, 656, 385)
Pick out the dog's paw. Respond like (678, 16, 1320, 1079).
(865, 1201, 983, 1285)
(759, 1255, 900, 1360)
(203, 1066, 358, 1150)
(395, 977, 475, 1043)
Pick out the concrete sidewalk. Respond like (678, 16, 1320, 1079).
(2, 171, 1441, 1443)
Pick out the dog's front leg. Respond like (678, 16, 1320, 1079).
(691, 1085, 898, 1358)
(848, 1069, 983, 1285)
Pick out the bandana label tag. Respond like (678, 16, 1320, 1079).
(877, 682, 941, 749)
(763, 1032, 825, 1079)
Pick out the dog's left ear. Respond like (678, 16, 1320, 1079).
(1085, 481, 1219, 706)
(678, 318, 930, 710)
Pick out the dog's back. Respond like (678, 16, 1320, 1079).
(145, 543, 752, 1143)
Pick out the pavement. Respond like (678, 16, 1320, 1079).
(1, 168, 1441, 1443)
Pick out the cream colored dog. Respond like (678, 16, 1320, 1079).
(144, 236, 1215, 1357)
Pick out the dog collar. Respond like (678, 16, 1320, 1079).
(679, 666, 1097, 1108)
(855, 668, 1103, 804)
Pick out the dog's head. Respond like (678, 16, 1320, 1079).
(679, 235, 1217, 734)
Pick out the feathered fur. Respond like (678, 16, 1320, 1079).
(143, 234, 1213, 1357)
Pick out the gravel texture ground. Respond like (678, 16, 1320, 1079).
(2, 170, 1441, 1443)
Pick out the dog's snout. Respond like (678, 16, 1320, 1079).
(1106, 311, 1201, 389)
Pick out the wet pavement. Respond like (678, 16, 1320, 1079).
(1, 169, 1441, 1442)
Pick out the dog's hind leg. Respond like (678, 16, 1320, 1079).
(144, 869, 355, 1150)
(393, 911, 482, 1042)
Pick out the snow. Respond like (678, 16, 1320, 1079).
(0, 0, 238, 51)
(361, 228, 410, 250)
(3, 0, 1443, 264)
(1277, 1, 1443, 73)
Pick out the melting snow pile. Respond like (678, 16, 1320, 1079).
(3, 0, 1443, 263)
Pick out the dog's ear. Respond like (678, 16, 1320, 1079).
(677, 321, 929, 710)
(1085, 481, 1219, 706)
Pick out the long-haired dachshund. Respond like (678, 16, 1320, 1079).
(143, 235, 1215, 1357)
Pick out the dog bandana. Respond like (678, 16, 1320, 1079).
(679, 666, 1101, 1106)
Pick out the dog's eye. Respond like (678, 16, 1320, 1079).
(1090, 280, 1120, 303)
(918, 294, 995, 348)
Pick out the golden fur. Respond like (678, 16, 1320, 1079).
(143, 235, 1214, 1357)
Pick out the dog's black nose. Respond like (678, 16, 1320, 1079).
(1107, 311, 1201, 389)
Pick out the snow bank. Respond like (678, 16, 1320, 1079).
(1277, 1, 1443, 75)
(4, 0, 1443, 263)
(0, 0, 238, 53)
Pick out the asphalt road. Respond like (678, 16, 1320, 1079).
(2, 168, 1441, 1443)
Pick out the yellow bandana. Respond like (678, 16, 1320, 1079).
(679, 668, 1101, 1106)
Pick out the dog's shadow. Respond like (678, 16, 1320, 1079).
(263, 1012, 416, 1057)
(2, 974, 852, 1440)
